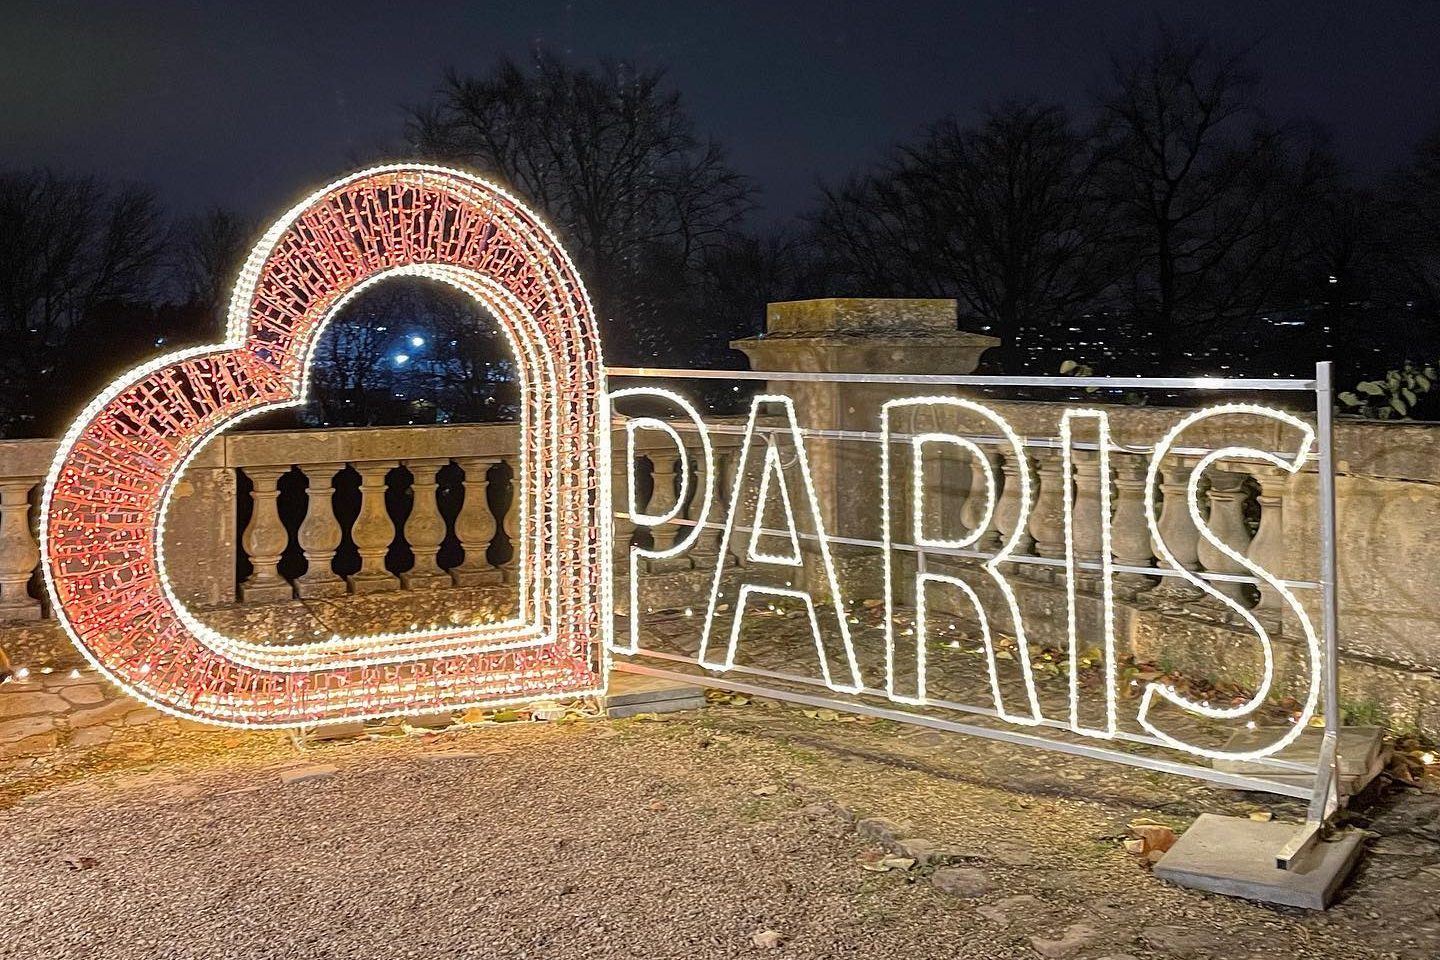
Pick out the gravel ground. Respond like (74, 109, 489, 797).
(0, 707, 1435, 960)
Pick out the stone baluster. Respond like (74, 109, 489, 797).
(1070, 450, 1110, 586)
(612, 447, 638, 566)
(1247, 467, 1292, 624)
(498, 459, 523, 583)
(1027, 449, 1068, 575)
(644, 451, 683, 561)
(718, 451, 749, 568)
(0, 479, 40, 620)
(1195, 468, 1253, 603)
(295, 463, 346, 599)
(400, 458, 451, 590)
(347, 461, 400, 594)
(995, 450, 1035, 556)
(451, 457, 503, 586)
(239, 466, 294, 603)
(686, 439, 724, 565)
(1110, 452, 1158, 597)
(959, 448, 1002, 550)
(1148, 457, 1203, 602)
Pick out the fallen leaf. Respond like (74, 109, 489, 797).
(1128, 822, 1176, 854)
(1248, 810, 1273, 822)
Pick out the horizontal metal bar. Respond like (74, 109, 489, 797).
(625, 646, 1316, 774)
(617, 416, 1318, 463)
(613, 661, 1315, 798)
(607, 366, 1318, 393)
(618, 513, 1322, 590)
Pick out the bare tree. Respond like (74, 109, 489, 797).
(810, 102, 1115, 363)
(0, 169, 166, 436)
(1378, 127, 1440, 318)
(173, 207, 255, 323)
(303, 279, 522, 427)
(407, 55, 755, 361)
(1094, 28, 1327, 368)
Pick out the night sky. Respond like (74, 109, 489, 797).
(5, 0, 1440, 224)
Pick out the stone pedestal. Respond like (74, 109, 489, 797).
(732, 299, 998, 597)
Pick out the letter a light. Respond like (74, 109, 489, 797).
(41, 165, 612, 728)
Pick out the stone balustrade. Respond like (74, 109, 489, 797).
(0, 419, 745, 633)
(2, 395, 1440, 737)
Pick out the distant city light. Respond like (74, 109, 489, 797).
(393, 353, 410, 364)
(410, 335, 425, 347)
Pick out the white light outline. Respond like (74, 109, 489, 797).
(608, 386, 714, 656)
(747, 442, 803, 565)
(625, 418, 691, 526)
(699, 395, 863, 694)
(156, 266, 552, 671)
(1060, 409, 1118, 738)
(911, 433, 995, 550)
(39, 164, 613, 728)
(880, 397, 1042, 723)
(1140, 403, 1321, 760)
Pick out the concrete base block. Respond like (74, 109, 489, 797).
(1153, 814, 1365, 909)
(449, 567, 505, 587)
(1214, 726, 1387, 798)
(346, 574, 400, 595)
(294, 577, 348, 599)
(606, 671, 705, 718)
(399, 571, 452, 591)
(238, 581, 295, 604)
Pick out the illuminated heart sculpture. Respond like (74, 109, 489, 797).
(41, 165, 611, 727)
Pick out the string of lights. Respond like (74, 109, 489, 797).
(41, 165, 611, 728)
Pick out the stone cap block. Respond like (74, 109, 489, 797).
(765, 298, 960, 335)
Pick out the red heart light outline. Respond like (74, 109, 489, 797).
(40, 165, 612, 727)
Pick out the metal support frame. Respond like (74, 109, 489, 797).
(609, 362, 1345, 872)
(1275, 361, 1344, 870)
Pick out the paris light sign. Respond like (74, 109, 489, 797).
(40, 164, 1330, 770)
